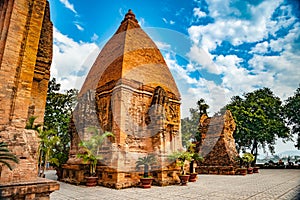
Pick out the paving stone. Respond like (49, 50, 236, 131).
(47, 169, 300, 200)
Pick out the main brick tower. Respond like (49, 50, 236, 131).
(63, 10, 182, 188)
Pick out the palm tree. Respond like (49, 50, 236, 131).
(77, 129, 114, 176)
(136, 154, 156, 178)
(37, 129, 60, 177)
(0, 142, 19, 174)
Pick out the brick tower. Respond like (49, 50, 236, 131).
(0, 0, 59, 199)
(63, 10, 182, 188)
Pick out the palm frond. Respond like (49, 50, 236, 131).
(0, 142, 19, 170)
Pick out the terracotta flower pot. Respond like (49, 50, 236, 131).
(86, 176, 98, 187)
(179, 175, 190, 186)
(253, 167, 259, 173)
(140, 177, 154, 188)
(189, 173, 197, 182)
(237, 168, 247, 176)
(247, 167, 253, 174)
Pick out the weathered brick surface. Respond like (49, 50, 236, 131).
(0, 178, 59, 199)
(0, 0, 51, 128)
(198, 110, 239, 174)
(0, 0, 58, 199)
(64, 10, 182, 188)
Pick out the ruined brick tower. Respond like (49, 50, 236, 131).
(197, 110, 239, 175)
(0, 0, 59, 198)
(63, 10, 182, 188)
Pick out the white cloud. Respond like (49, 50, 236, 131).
(164, 53, 227, 117)
(249, 52, 300, 99)
(138, 18, 145, 27)
(165, 53, 197, 85)
(216, 54, 264, 95)
(75, 23, 84, 31)
(186, 0, 300, 106)
(191, 78, 227, 114)
(251, 41, 269, 54)
(59, 0, 77, 14)
(91, 33, 99, 42)
(193, 8, 206, 18)
(51, 27, 100, 91)
(162, 18, 175, 25)
(155, 41, 171, 50)
(187, 45, 220, 74)
(189, 0, 285, 49)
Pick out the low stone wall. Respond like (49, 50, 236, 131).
(197, 166, 236, 175)
(62, 163, 181, 189)
(0, 178, 59, 200)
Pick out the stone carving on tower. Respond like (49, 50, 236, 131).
(63, 10, 182, 188)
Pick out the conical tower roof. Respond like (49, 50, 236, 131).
(80, 10, 180, 99)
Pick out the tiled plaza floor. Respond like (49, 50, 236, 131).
(46, 169, 300, 200)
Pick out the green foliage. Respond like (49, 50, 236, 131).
(0, 142, 19, 171)
(187, 143, 203, 162)
(169, 150, 193, 175)
(37, 129, 61, 175)
(77, 130, 114, 176)
(25, 116, 42, 130)
(240, 153, 255, 167)
(284, 85, 300, 149)
(43, 78, 78, 168)
(135, 154, 157, 178)
(197, 98, 209, 116)
(181, 98, 209, 147)
(226, 88, 290, 162)
(187, 143, 203, 173)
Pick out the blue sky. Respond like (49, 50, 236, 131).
(48, 0, 300, 154)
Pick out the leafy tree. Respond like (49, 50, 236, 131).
(43, 78, 78, 175)
(44, 78, 77, 134)
(284, 85, 300, 149)
(181, 98, 209, 147)
(197, 98, 209, 117)
(0, 142, 19, 171)
(226, 88, 290, 163)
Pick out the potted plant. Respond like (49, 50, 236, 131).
(77, 130, 114, 186)
(135, 154, 156, 188)
(236, 153, 254, 175)
(187, 144, 203, 182)
(235, 156, 247, 176)
(169, 151, 193, 186)
(242, 153, 255, 174)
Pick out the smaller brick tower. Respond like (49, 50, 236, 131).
(197, 110, 239, 175)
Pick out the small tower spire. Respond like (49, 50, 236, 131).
(122, 9, 138, 23)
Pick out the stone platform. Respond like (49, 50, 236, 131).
(0, 178, 59, 200)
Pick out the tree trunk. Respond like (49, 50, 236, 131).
(144, 164, 149, 177)
(189, 160, 194, 173)
(251, 140, 258, 166)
